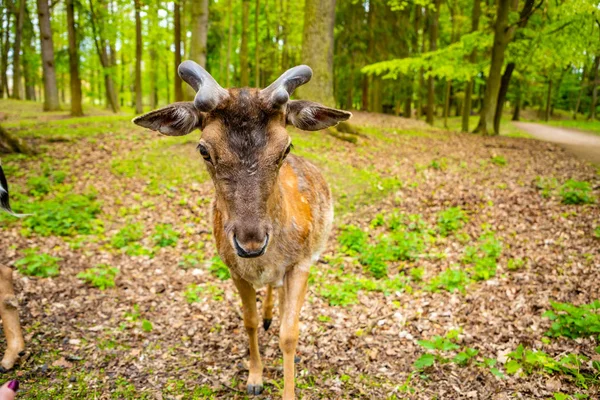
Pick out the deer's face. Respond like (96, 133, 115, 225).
(134, 61, 350, 258)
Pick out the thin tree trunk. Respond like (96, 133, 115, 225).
(544, 78, 552, 122)
(240, 0, 250, 87)
(22, 3, 36, 101)
(36, 0, 60, 110)
(461, 0, 480, 132)
(474, 0, 511, 135)
(149, 4, 158, 108)
(187, 0, 208, 97)
(1, 9, 11, 98)
(362, 0, 375, 111)
(426, 0, 440, 125)
(493, 62, 515, 134)
(89, 0, 119, 112)
(134, 0, 143, 114)
(573, 66, 587, 120)
(588, 55, 599, 120)
(174, 0, 183, 101)
(11, 0, 25, 100)
(66, 0, 83, 116)
(443, 80, 451, 128)
(254, 0, 260, 87)
(512, 82, 521, 121)
(225, 0, 233, 87)
(280, 0, 289, 70)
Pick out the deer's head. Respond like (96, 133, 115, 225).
(134, 61, 350, 258)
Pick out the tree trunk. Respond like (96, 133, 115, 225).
(134, 0, 143, 114)
(225, 0, 233, 87)
(493, 62, 515, 134)
(66, 0, 83, 116)
(443, 80, 451, 128)
(254, 0, 260, 87)
(588, 55, 599, 120)
(512, 82, 521, 121)
(474, 0, 511, 135)
(22, 3, 36, 101)
(37, 0, 60, 110)
(544, 78, 552, 122)
(461, 0, 480, 132)
(174, 0, 183, 101)
(297, 0, 336, 106)
(89, 0, 119, 113)
(11, 0, 25, 100)
(280, 0, 289, 70)
(1, 9, 11, 98)
(573, 65, 587, 120)
(186, 0, 208, 98)
(240, 0, 250, 87)
(426, 0, 440, 125)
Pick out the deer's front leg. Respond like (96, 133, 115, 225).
(279, 266, 309, 400)
(232, 276, 263, 395)
(0, 266, 24, 372)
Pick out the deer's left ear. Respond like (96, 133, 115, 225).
(286, 100, 352, 131)
(133, 102, 204, 136)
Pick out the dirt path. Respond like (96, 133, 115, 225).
(514, 122, 600, 164)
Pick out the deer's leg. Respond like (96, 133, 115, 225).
(232, 276, 263, 395)
(0, 266, 24, 372)
(279, 266, 309, 400)
(262, 285, 274, 331)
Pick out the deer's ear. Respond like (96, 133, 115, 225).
(133, 102, 204, 136)
(286, 100, 352, 131)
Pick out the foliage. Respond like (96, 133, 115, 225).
(152, 224, 179, 247)
(77, 264, 119, 290)
(208, 256, 230, 280)
(338, 225, 368, 255)
(507, 258, 525, 271)
(559, 180, 595, 205)
(437, 207, 468, 236)
(506, 345, 598, 388)
(21, 193, 102, 237)
(543, 301, 600, 339)
(462, 232, 503, 281)
(14, 249, 61, 278)
(427, 268, 470, 293)
(111, 223, 144, 249)
(536, 177, 560, 199)
(490, 155, 507, 166)
(184, 284, 224, 303)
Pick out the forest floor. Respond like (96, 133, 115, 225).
(0, 99, 599, 399)
(513, 122, 600, 165)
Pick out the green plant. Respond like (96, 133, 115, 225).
(141, 319, 153, 332)
(559, 180, 595, 205)
(595, 226, 600, 239)
(338, 225, 368, 255)
(490, 155, 507, 166)
(21, 193, 102, 236)
(410, 267, 424, 281)
(77, 264, 119, 289)
(462, 232, 503, 281)
(178, 252, 204, 269)
(437, 207, 468, 236)
(413, 332, 460, 369)
(389, 230, 427, 261)
(208, 256, 230, 280)
(27, 176, 52, 196)
(152, 223, 179, 247)
(507, 258, 525, 271)
(506, 345, 597, 388)
(543, 300, 600, 339)
(14, 249, 61, 277)
(535, 176, 559, 198)
(427, 268, 470, 293)
(184, 283, 225, 303)
(320, 280, 360, 306)
(111, 223, 144, 249)
(429, 158, 448, 170)
(453, 347, 479, 366)
(358, 241, 389, 279)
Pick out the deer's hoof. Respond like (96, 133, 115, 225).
(247, 383, 264, 395)
(263, 318, 272, 331)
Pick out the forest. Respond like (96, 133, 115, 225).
(0, 0, 599, 399)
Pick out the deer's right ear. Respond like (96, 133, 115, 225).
(132, 102, 203, 136)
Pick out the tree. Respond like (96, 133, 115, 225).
(461, 0, 481, 132)
(187, 0, 209, 97)
(225, 0, 233, 87)
(66, 0, 83, 116)
(254, 0, 260, 87)
(10, 0, 25, 100)
(426, 0, 441, 125)
(473, 0, 511, 135)
(134, 0, 142, 114)
(298, 0, 336, 107)
(0, 5, 11, 98)
(36, 0, 60, 110)
(89, 0, 119, 113)
(240, 0, 250, 87)
(174, 0, 183, 101)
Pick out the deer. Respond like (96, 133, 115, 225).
(0, 163, 26, 373)
(133, 60, 351, 399)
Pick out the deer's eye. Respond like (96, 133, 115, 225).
(197, 144, 211, 162)
(283, 144, 292, 159)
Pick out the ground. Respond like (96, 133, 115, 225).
(0, 99, 599, 399)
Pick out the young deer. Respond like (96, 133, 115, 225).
(134, 61, 350, 399)
(0, 163, 26, 372)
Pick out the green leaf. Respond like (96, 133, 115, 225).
(490, 368, 504, 378)
(505, 360, 521, 374)
(142, 319, 153, 332)
(413, 353, 435, 369)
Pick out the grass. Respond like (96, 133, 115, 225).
(441, 115, 534, 138)
(542, 119, 600, 136)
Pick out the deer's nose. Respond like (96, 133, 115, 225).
(233, 231, 269, 258)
